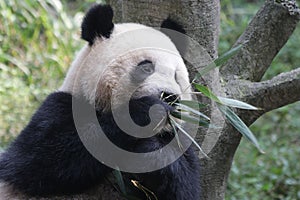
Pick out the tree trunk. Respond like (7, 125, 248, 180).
(107, 0, 300, 199)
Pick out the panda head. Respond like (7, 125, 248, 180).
(59, 4, 191, 112)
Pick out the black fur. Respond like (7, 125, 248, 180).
(0, 92, 111, 196)
(0, 92, 200, 199)
(81, 4, 114, 45)
(161, 17, 186, 35)
(160, 17, 188, 57)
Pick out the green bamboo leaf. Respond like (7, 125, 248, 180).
(112, 169, 127, 196)
(193, 43, 244, 80)
(217, 104, 264, 153)
(214, 44, 244, 66)
(171, 111, 210, 127)
(218, 97, 261, 110)
(178, 100, 207, 110)
(193, 83, 221, 103)
(169, 118, 184, 151)
(169, 116, 209, 159)
(175, 103, 210, 121)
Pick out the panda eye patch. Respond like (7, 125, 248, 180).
(130, 60, 155, 83)
(137, 60, 154, 74)
(138, 60, 152, 65)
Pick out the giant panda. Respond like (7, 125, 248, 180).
(0, 4, 200, 200)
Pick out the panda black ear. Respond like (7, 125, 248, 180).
(161, 18, 186, 35)
(81, 4, 114, 45)
(160, 18, 187, 57)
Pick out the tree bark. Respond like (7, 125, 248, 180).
(106, 1, 300, 200)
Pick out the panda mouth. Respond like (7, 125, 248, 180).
(160, 91, 179, 106)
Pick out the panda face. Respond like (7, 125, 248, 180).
(59, 4, 191, 112)
(97, 47, 189, 111)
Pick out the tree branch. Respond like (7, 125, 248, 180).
(221, 1, 300, 82)
(249, 67, 300, 109)
(227, 67, 300, 124)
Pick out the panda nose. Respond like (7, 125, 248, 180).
(160, 92, 179, 105)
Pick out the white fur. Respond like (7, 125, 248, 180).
(59, 23, 192, 110)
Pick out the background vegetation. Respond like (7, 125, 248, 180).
(0, 0, 299, 199)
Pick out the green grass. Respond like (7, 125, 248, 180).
(0, 0, 299, 199)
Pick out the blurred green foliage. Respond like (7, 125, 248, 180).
(0, 0, 93, 145)
(221, 1, 300, 199)
(0, 0, 299, 199)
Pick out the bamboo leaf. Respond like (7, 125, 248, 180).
(175, 103, 210, 121)
(214, 44, 244, 67)
(217, 104, 264, 153)
(171, 111, 210, 127)
(193, 83, 221, 103)
(169, 116, 210, 159)
(193, 43, 244, 80)
(112, 169, 127, 196)
(169, 118, 184, 151)
(178, 100, 207, 110)
(218, 97, 261, 110)
(131, 180, 158, 200)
